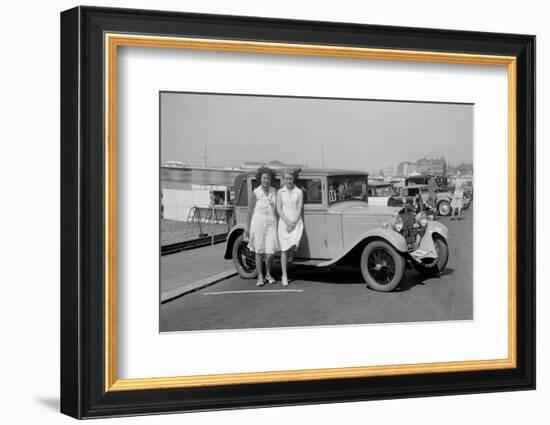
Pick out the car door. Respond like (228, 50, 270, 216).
(295, 176, 330, 260)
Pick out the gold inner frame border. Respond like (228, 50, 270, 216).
(104, 33, 517, 392)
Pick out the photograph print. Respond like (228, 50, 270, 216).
(159, 92, 474, 332)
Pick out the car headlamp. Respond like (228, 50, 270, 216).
(416, 211, 428, 227)
(393, 214, 404, 232)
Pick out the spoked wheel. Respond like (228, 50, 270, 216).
(232, 234, 259, 278)
(360, 240, 405, 292)
(368, 249, 396, 283)
(438, 200, 451, 216)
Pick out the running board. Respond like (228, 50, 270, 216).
(290, 258, 328, 267)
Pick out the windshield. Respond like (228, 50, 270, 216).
(375, 185, 396, 197)
(328, 175, 368, 204)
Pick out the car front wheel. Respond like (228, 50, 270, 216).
(231, 234, 259, 279)
(413, 234, 449, 277)
(360, 240, 405, 292)
(437, 200, 451, 216)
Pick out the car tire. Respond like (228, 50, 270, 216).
(437, 200, 451, 216)
(413, 234, 449, 277)
(232, 234, 259, 279)
(360, 240, 405, 292)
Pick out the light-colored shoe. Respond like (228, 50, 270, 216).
(266, 276, 276, 285)
(281, 277, 289, 286)
(256, 278, 265, 287)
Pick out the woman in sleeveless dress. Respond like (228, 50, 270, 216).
(277, 168, 304, 286)
(451, 171, 465, 220)
(245, 167, 279, 286)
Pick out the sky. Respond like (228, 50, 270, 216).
(160, 92, 473, 173)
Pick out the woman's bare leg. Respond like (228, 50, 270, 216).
(265, 254, 274, 281)
(255, 253, 264, 285)
(281, 251, 288, 282)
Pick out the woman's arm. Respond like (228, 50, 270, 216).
(287, 191, 304, 231)
(277, 189, 292, 227)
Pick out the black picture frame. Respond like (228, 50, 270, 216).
(61, 6, 535, 419)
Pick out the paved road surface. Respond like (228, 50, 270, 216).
(161, 243, 234, 294)
(160, 209, 473, 332)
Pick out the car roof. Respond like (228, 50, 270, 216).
(406, 174, 433, 179)
(404, 184, 429, 189)
(238, 168, 369, 178)
(368, 182, 393, 187)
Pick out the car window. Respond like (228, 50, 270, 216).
(327, 175, 367, 204)
(296, 178, 322, 204)
(377, 186, 395, 197)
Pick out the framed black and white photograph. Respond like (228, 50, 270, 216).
(60, 6, 535, 419)
(159, 92, 474, 331)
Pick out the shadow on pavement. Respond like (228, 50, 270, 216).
(290, 266, 367, 285)
(285, 264, 455, 293)
(395, 267, 455, 292)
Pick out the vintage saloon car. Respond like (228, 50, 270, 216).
(400, 175, 471, 214)
(405, 174, 449, 189)
(387, 184, 452, 216)
(224, 169, 449, 292)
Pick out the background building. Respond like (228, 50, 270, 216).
(161, 164, 244, 221)
(161, 160, 310, 221)
(242, 160, 308, 170)
(447, 162, 474, 176)
(397, 156, 447, 177)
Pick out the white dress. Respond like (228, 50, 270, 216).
(247, 186, 279, 254)
(277, 185, 304, 252)
(451, 178, 465, 209)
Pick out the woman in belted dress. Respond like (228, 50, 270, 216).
(245, 167, 279, 286)
(277, 168, 304, 286)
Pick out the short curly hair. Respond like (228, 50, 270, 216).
(255, 166, 276, 182)
(283, 167, 301, 181)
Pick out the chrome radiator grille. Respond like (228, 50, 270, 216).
(400, 210, 418, 251)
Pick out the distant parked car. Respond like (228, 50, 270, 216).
(388, 184, 453, 216)
(405, 174, 449, 190)
(224, 169, 450, 292)
(367, 182, 397, 206)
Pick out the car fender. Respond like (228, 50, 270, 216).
(317, 228, 408, 267)
(426, 220, 449, 240)
(224, 225, 246, 259)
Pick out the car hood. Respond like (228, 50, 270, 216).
(328, 202, 403, 251)
(328, 201, 401, 216)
